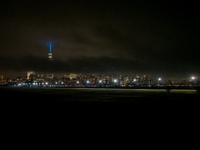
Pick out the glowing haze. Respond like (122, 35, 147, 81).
(0, 0, 200, 79)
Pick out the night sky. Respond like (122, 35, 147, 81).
(0, 0, 200, 79)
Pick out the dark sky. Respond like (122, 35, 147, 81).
(0, 0, 200, 79)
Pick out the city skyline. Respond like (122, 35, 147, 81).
(0, 1, 200, 79)
(1, 71, 199, 88)
(0, 42, 198, 80)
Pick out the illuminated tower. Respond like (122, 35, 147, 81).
(48, 43, 53, 60)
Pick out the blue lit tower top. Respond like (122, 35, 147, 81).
(49, 43, 52, 53)
(48, 43, 53, 60)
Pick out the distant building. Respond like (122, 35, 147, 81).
(45, 74, 54, 79)
(0, 75, 6, 85)
(48, 43, 53, 60)
(27, 71, 36, 80)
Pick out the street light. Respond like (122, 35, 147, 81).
(157, 78, 162, 87)
(87, 80, 90, 84)
(113, 79, 118, 87)
(191, 76, 196, 88)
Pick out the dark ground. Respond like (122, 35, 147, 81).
(1, 88, 200, 149)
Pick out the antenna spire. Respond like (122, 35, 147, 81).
(49, 43, 52, 53)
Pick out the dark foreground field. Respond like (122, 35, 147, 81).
(1, 88, 200, 149)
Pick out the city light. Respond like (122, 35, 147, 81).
(2, 72, 200, 88)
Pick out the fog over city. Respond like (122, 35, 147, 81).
(0, 1, 200, 79)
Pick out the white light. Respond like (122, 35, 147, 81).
(114, 79, 117, 82)
(77, 81, 79, 84)
(87, 80, 89, 83)
(55, 82, 58, 84)
(33, 83, 36, 85)
(45, 82, 48, 85)
(61, 82, 64, 84)
(191, 76, 195, 80)
(158, 78, 161, 81)
(99, 80, 102, 83)
(133, 79, 136, 82)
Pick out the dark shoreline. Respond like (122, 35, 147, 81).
(1, 88, 200, 149)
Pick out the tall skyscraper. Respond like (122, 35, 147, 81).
(48, 43, 53, 60)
